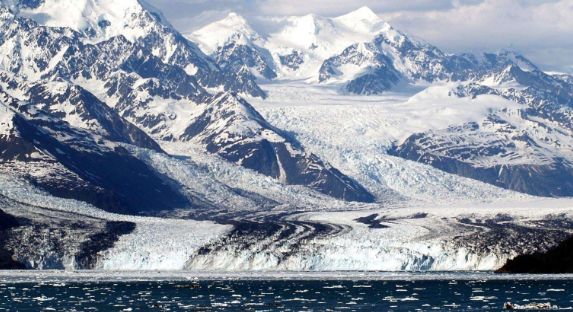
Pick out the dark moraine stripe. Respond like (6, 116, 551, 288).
(74, 221, 136, 269)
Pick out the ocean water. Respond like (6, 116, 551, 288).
(1, 275, 573, 311)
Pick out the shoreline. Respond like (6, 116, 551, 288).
(2, 270, 573, 283)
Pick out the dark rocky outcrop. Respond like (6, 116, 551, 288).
(279, 50, 304, 70)
(0, 201, 136, 270)
(74, 221, 136, 269)
(215, 42, 277, 80)
(354, 214, 388, 229)
(0, 209, 26, 269)
(497, 235, 573, 273)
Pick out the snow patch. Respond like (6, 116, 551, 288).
(0, 102, 15, 136)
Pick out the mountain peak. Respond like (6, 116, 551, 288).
(7, 0, 165, 42)
(223, 12, 248, 26)
(191, 12, 260, 53)
(337, 6, 380, 23)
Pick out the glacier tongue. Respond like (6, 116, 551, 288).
(2, 169, 573, 272)
(184, 205, 573, 272)
(96, 219, 231, 271)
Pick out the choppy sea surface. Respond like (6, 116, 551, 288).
(1, 272, 573, 311)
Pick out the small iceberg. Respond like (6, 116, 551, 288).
(504, 302, 558, 310)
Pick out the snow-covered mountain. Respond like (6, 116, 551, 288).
(0, 96, 188, 214)
(190, 7, 398, 80)
(1, 2, 573, 272)
(5, 0, 170, 43)
(391, 79, 573, 196)
(0, 1, 373, 204)
(193, 9, 573, 197)
(0, 0, 265, 96)
(190, 13, 277, 80)
(180, 92, 374, 202)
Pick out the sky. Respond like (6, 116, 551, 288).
(146, 0, 573, 73)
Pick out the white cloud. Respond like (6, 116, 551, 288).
(253, 0, 463, 16)
(381, 0, 573, 72)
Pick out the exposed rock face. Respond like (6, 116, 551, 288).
(215, 42, 277, 81)
(0, 208, 25, 269)
(181, 93, 375, 203)
(498, 235, 573, 273)
(279, 50, 304, 71)
(0, 101, 189, 213)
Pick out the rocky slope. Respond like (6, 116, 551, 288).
(390, 68, 573, 196)
(498, 234, 573, 274)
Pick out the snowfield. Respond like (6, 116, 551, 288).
(248, 81, 527, 203)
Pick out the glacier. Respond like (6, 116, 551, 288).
(0, 1, 572, 273)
